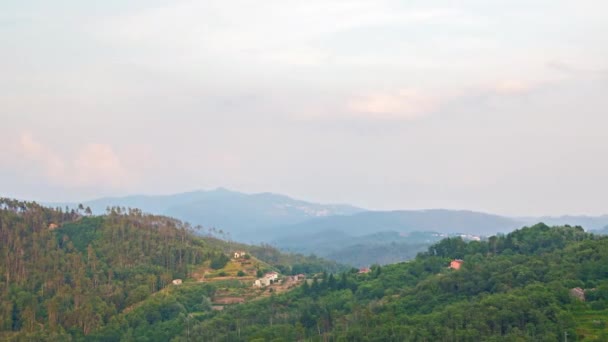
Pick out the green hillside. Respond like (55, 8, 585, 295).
(172, 223, 608, 341)
(3, 198, 608, 341)
(0, 198, 339, 341)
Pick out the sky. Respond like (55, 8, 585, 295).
(1, 0, 607, 216)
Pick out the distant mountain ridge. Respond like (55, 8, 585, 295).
(266, 209, 522, 238)
(49, 188, 365, 241)
(50, 189, 608, 266)
(265, 209, 523, 266)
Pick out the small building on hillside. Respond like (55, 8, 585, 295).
(233, 251, 247, 259)
(253, 272, 280, 287)
(48, 223, 59, 230)
(570, 287, 586, 301)
(358, 268, 371, 274)
(172, 279, 183, 285)
(450, 259, 464, 270)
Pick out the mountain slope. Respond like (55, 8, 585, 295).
(269, 209, 523, 238)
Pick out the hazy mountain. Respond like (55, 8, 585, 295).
(50, 188, 364, 240)
(275, 230, 446, 267)
(51, 189, 608, 266)
(266, 210, 521, 266)
(265, 209, 523, 240)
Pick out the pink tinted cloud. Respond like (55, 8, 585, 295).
(17, 132, 131, 189)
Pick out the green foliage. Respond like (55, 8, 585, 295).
(91, 283, 216, 341)
(56, 216, 104, 252)
(209, 253, 230, 270)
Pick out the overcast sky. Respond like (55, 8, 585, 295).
(1, 0, 607, 216)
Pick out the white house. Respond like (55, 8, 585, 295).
(233, 251, 247, 259)
(172, 279, 183, 285)
(253, 272, 279, 287)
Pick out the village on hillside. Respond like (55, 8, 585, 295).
(169, 250, 308, 311)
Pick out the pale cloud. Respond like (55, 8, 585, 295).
(492, 80, 533, 95)
(347, 89, 438, 120)
(546, 60, 608, 77)
(94, 1, 470, 69)
(17, 132, 131, 189)
(264, 47, 330, 67)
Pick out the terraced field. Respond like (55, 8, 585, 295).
(574, 307, 608, 341)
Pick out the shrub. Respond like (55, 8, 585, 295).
(210, 253, 230, 270)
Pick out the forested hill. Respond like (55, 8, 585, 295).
(0, 198, 342, 341)
(0, 198, 218, 339)
(170, 223, 608, 341)
(4, 198, 608, 341)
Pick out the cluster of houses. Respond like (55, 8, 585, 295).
(254, 271, 279, 287)
(253, 272, 306, 287)
(233, 250, 248, 259)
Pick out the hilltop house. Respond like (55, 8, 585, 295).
(233, 251, 247, 259)
(172, 279, 183, 285)
(253, 271, 279, 287)
(450, 259, 463, 270)
(48, 223, 59, 230)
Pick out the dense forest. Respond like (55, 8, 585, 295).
(0, 198, 217, 340)
(172, 223, 608, 341)
(0, 199, 339, 341)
